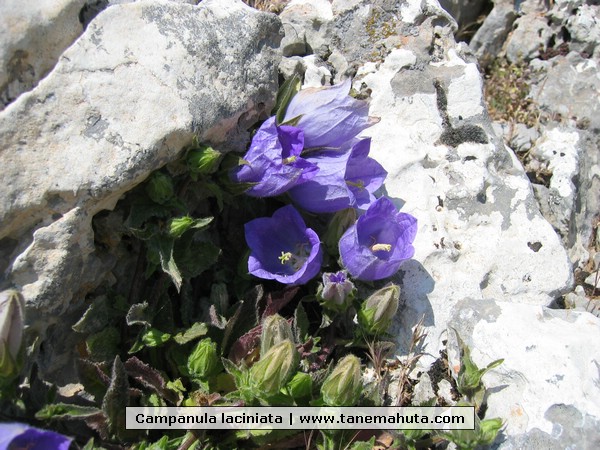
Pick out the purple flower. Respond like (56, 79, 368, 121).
(0, 423, 72, 450)
(245, 205, 322, 285)
(288, 138, 387, 213)
(339, 197, 417, 281)
(231, 117, 318, 197)
(319, 271, 355, 311)
(283, 79, 378, 149)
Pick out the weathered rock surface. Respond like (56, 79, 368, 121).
(278, 0, 590, 445)
(469, 0, 517, 66)
(447, 298, 600, 448)
(0, 0, 281, 379)
(0, 0, 85, 109)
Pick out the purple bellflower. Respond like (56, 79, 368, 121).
(283, 79, 379, 150)
(0, 423, 72, 450)
(319, 271, 355, 311)
(245, 205, 322, 285)
(288, 138, 387, 213)
(231, 117, 318, 197)
(339, 197, 417, 281)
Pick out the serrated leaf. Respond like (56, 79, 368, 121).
(36, 403, 101, 420)
(149, 236, 182, 291)
(126, 200, 171, 231)
(293, 302, 309, 343)
(124, 356, 179, 405)
(172, 322, 209, 345)
(126, 302, 151, 327)
(102, 356, 129, 438)
(274, 74, 301, 124)
(77, 359, 110, 401)
(72, 296, 115, 334)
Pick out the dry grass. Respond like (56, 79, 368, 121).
(242, 0, 289, 13)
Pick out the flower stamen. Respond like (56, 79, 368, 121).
(282, 155, 297, 165)
(371, 243, 392, 252)
(346, 179, 365, 190)
(279, 252, 293, 264)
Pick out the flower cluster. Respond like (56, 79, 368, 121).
(233, 79, 417, 284)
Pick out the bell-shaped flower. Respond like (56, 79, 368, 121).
(245, 205, 323, 285)
(288, 138, 387, 213)
(231, 117, 318, 197)
(339, 197, 417, 281)
(283, 79, 378, 150)
(318, 271, 355, 312)
(0, 423, 72, 450)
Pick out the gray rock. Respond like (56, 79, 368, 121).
(566, 4, 600, 57)
(505, 14, 552, 62)
(447, 298, 600, 449)
(530, 53, 600, 131)
(0, 0, 85, 109)
(437, 0, 487, 30)
(469, 0, 517, 66)
(279, 0, 333, 57)
(0, 0, 281, 380)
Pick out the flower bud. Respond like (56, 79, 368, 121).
(187, 338, 221, 379)
(145, 172, 174, 205)
(478, 418, 503, 445)
(187, 145, 222, 175)
(357, 284, 400, 335)
(169, 216, 194, 238)
(250, 339, 298, 397)
(260, 314, 294, 358)
(318, 271, 355, 312)
(0, 290, 25, 379)
(321, 354, 362, 406)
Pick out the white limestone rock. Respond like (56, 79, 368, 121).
(0, 0, 85, 108)
(447, 298, 600, 448)
(0, 0, 282, 379)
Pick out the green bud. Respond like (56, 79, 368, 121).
(168, 216, 213, 238)
(478, 418, 503, 445)
(250, 339, 298, 398)
(323, 208, 357, 255)
(357, 284, 400, 335)
(145, 172, 175, 204)
(0, 290, 25, 379)
(188, 338, 221, 379)
(260, 314, 294, 358)
(321, 354, 362, 406)
(187, 145, 222, 175)
(286, 371, 312, 401)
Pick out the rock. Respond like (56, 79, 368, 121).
(566, 4, 600, 57)
(505, 14, 552, 62)
(469, 0, 517, 67)
(280, 0, 572, 386)
(0, 0, 281, 380)
(0, 0, 85, 109)
(437, 0, 486, 30)
(279, 0, 333, 57)
(530, 53, 600, 131)
(447, 298, 600, 448)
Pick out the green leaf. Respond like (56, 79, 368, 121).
(126, 302, 151, 327)
(36, 403, 102, 420)
(168, 216, 213, 238)
(149, 236, 182, 291)
(141, 328, 171, 347)
(348, 437, 376, 450)
(86, 327, 121, 362)
(274, 74, 301, 124)
(173, 322, 209, 345)
(174, 238, 220, 280)
(279, 114, 303, 127)
(293, 302, 309, 343)
(102, 356, 129, 438)
(72, 296, 116, 334)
